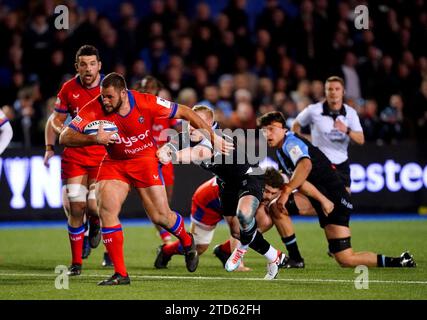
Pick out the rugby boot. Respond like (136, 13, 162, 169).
(97, 272, 130, 286)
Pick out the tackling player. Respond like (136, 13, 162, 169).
(59, 72, 232, 285)
(258, 111, 416, 268)
(157, 105, 286, 280)
(154, 168, 333, 270)
(43, 45, 107, 275)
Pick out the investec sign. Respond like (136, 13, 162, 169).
(350, 160, 427, 193)
(0, 156, 426, 210)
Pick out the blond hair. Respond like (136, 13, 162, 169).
(192, 104, 215, 120)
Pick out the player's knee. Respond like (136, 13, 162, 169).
(237, 210, 254, 229)
(69, 202, 86, 218)
(328, 237, 353, 267)
(66, 184, 88, 203)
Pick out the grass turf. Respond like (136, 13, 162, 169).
(0, 220, 426, 300)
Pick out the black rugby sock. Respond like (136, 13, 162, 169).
(282, 234, 303, 261)
(377, 254, 401, 267)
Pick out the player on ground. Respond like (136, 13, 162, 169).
(0, 107, 13, 155)
(43, 45, 107, 275)
(157, 105, 285, 280)
(258, 111, 416, 268)
(154, 168, 333, 270)
(59, 72, 233, 285)
(140, 75, 181, 244)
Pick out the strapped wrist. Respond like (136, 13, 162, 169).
(45, 144, 54, 152)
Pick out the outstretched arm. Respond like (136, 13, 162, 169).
(174, 105, 233, 154)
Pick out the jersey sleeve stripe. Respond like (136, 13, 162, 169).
(54, 108, 69, 114)
(69, 123, 82, 132)
(169, 103, 178, 119)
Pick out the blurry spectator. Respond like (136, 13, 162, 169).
(139, 37, 169, 77)
(193, 2, 216, 35)
(256, 77, 274, 107)
(410, 79, 427, 140)
(251, 48, 274, 78)
(290, 79, 311, 111)
(177, 87, 198, 107)
(198, 84, 233, 127)
(218, 74, 235, 104)
(235, 88, 252, 104)
(340, 51, 361, 101)
(12, 86, 39, 148)
(164, 65, 183, 98)
(230, 101, 257, 129)
(310, 80, 324, 102)
(22, 7, 53, 76)
(379, 94, 408, 144)
(222, 0, 249, 34)
(129, 59, 146, 88)
(218, 30, 238, 74)
(376, 55, 400, 108)
(281, 98, 298, 129)
(360, 99, 382, 143)
(192, 25, 218, 65)
(205, 54, 221, 83)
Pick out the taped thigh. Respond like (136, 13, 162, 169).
(65, 184, 88, 202)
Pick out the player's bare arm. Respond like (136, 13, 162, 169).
(59, 123, 116, 147)
(298, 181, 334, 216)
(277, 158, 312, 209)
(157, 142, 213, 164)
(43, 114, 59, 167)
(51, 111, 68, 135)
(173, 104, 233, 155)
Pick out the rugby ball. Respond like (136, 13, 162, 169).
(83, 120, 119, 139)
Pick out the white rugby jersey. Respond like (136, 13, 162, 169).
(295, 101, 363, 164)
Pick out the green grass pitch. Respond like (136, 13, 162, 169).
(0, 220, 426, 300)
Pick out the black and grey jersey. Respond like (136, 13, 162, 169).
(168, 131, 262, 185)
(276, 131, 342, 189)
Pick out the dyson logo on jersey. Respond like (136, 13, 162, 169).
(114, 129, 151, 147)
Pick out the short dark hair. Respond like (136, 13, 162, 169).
(101, 72, 127, 91)
(140, 75, 163, 95)
(257, 111, 287, 128)
(75, 45, 100, 63)
(264, 167, 284, 189)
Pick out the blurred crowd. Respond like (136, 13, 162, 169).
(0, 0, 426, 149)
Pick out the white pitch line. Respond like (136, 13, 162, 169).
(0, 272, 426, 285)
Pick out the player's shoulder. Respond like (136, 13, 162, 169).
(284, 131, 307, 150)
(60, 76, 80, 91)
(79, 95, 103, 114)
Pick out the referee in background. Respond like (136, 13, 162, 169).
(292, 76, 364, 193)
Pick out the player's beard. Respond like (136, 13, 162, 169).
(103, 97, 123, 114)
